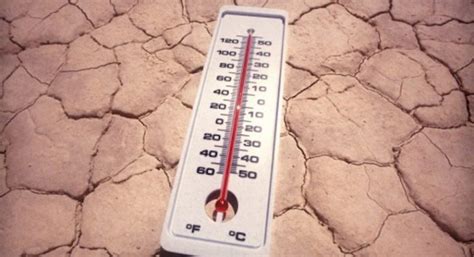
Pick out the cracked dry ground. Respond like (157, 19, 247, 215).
(0, 0, 473, 256)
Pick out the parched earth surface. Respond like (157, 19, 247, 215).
(0, 0, 473, 256)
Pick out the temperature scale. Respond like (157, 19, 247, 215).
(161, 6, 288, 257)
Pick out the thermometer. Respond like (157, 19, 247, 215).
(161, 6, 288, 257)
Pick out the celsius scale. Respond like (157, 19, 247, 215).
(161, 5, 288, 257)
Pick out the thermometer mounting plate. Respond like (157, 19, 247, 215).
(161, 5, 288, 257)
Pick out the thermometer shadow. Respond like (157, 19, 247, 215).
(159, 248, 192, 257)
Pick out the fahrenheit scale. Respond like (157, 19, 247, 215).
(161, 6, 287, 257)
